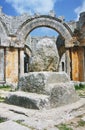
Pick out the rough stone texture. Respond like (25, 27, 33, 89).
(0, 8, 85, 86)
(0, 121, 30, 130)
(29, 38, 59, 72)
(50, 83, 79, 108)
(6, 91, 50, 110)
(56, 35, 66, 58)
(0, 9, 85, 83)
(19, 72, 70, 95)
(71, 47, 85, 81)
(26, 36, 57, 54)
(0, 98, 85, 130)
(18, 16, 73, 47)
(0, 49, 4, 81)
(6, 48, 19, 87)
(5, 82, 79, 109)
(18, 72, 79, 109)
(0, 9, 73, 48)
(81, 116, 85, 121)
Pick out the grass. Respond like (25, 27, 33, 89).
(0, 97, 5, 102)
(55, 114, 85, 130)
(0, 117, 7, 123)
(0, 85, 11, 91)
(77, 119, 85, 127)
(74, 83, 85, 97)
(74, 83, 85, 90)
(55, 123, 73, 130)
(14, 120, 35, 130)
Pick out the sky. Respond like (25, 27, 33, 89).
(0, 0, 85, 36)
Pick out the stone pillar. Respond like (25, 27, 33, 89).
(70, 47, 85, 81)
(20, 49, 24, 77)
(6, 48, 18, 86)
(84, 47, 85, 81)
(0, 48, 5, 81)
(65, 50, 71, 79)
(78, 47, 84, 81)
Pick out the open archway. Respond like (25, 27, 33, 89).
(16, 15, 73, 47)
(0, 20, 8, 81)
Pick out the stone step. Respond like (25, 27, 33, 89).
(5, 91, 50, 110)
(5, 81, 79, 109)
(0, 81, 5, 86)
(0, 121, 30, 130)
(19, 72, 70, 95)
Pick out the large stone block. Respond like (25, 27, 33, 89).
(6, 92, 50, 110)
(0, 121, 30, 130)
(6, 48, 18, 87)
(29, 38, 59, 72)
(50, 83, 79, 108)
(6, 82, 79, 109)
(18, 72, 70, 95)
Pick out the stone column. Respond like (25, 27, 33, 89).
(84, 47, 85, 81)
(0, 48, 5, 81)
(6, 48, 19, 87)
(20, 49, 24, 77)
(70, 47, 85, 81)
(65, 50, 71, 79)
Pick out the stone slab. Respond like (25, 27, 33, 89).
(49, 83, 79, 108)
(81, 116, 85, 121)
(0, 98, 85, 130)
(19, 72, 70, 94)
(29, 38, 59, 72)
(5, 91, 50, 110)
(6, 82, 79, 109)
(0, 120, 30, 130)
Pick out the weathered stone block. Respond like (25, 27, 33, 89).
(18, 72, 70, 95)
(6, 91, 50, 110)
(0, 121, 30, 130)
(6, 48, 18, 87)
(50, 83, 79, 108)
(6, 82, 79, 109)
(29, 38, 59, 72)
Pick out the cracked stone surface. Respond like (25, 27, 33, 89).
(0, 98, 85, 130)
(29, 38, 59, 72)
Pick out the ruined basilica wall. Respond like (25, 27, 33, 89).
(26, 36, 57, 54)
(0, 8, 26, 86)
(0, 7, 85, 86)
(71, 47, 85, 81)
(5, 48, 19, 86)
(0, 47, 19, 86)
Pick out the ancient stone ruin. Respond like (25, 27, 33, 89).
(29, 38, 59, 72)
(0, 8, 85, 87)
(6, 38, 79, 109)
(0, 7, 85, 109)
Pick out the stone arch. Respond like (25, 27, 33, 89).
(0, 18, 9, 46)
(81, 22, 85, 32)
(0, 18, 9, 36)
(16, 15, 73, 47)
(24, 44, 32, 57)
(24, 45, 32, 73)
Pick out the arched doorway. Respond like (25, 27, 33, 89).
(24, 53, 29, 73)
(16, 15, 73, 47)
(16, 15, 73, 77)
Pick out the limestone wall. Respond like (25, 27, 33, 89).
(6, 48, 19, 86)
(0, 8, 85, 85)
(0, 48, 4, 81)
(71, 47, 85, 81)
